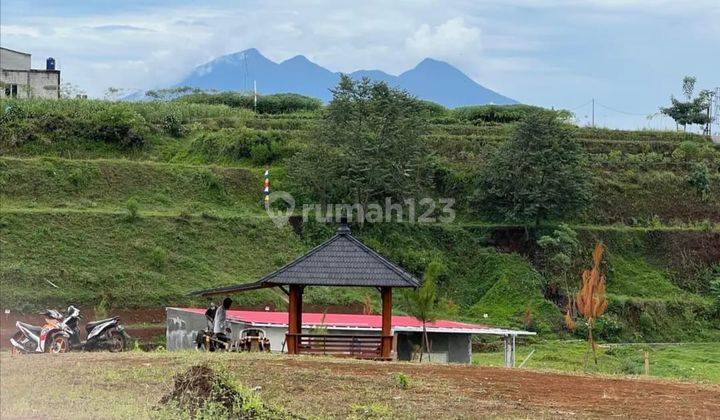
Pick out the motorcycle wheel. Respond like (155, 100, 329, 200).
(48, 335, 69, 354)
(108, 330, 126, 352)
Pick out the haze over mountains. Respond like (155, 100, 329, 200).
(174, 48, 517, 107)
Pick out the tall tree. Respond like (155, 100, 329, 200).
(288, 75, 430, 214)
(405, 260, 444, 362)
(537, 224, 582, 327)
(576, 242, 608, 366)
(475, 110, 592, 228)
(661, 76, 714, 133)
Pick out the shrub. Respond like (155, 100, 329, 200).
(452, 104, 572, 124)
(125, 198, 140, 221)
(191, 128, 285, 163)
(94, 295, 110, 319)
(249, 142, 282, 165)
(67, 167, 91, 189)
(687, 163, 711, 199)
(672, 141, 701, 160)
(193, 170, 225, 193)
(90, 105, 148, 148)
(150, 246, 169, 270)
(709, 271, 720, 316)
(179, 91, 322, 114)
(158, 364, 291, 419)
(162, 113, 184, 137)
(392, 372, 411, 389)
(414, 99, 448, 118)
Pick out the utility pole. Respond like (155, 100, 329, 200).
(591, 98, 595, 127)
(254, 80, 257, 112)
(710, 87, 720, 137)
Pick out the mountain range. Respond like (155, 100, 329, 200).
(169, 48, 516, 107)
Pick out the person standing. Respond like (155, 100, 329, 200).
(213, 297, 233, 346)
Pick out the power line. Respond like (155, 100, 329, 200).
(568, 99, 653, 117)
(569, 99, 594, 111)
(595, 101, 650, 117)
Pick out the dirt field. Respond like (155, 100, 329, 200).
(1, 351, 718, 419)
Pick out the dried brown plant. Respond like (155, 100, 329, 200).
(576, 242, 608, 365)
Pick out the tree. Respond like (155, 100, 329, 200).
(537, 224, 582, 327)
(688, 163, 711, 200)
(405, 260, 444, 362)
(475, 110, 592, 228)
(661, 76, 714, 133)
(287, 75, 431, 216)
(576, 242, 608, 366)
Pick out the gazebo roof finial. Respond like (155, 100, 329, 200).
(337, 215, 351, 234)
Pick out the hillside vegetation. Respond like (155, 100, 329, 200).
(1, 95, 719, 342)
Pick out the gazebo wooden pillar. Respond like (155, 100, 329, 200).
(287, 285, 303, 355)
(380, 286, 392, 358)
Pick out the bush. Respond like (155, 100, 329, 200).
(67, 167, 91, 189)
(452, 104, 571, 124)
(162, 113, 184, 137)
(179, 91, 322, 114)
(687, 163, 711, 199)
(158, 364, 291, 419)
(125, 198, 140, 221)
(191, 128, 286, 163)
(90, 105, 148, 148)
(392, 372, 411, 389)
(249, 142, 282, 165)
(149, 246, 169, 270)
(414, 99, 448, 118)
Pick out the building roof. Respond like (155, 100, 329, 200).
(175, 308, 536, 336)
(0, 47, 31, 56)
(193, 222, 420, 296)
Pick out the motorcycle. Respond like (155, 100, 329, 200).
(63, 305, 130, 352)
(195, 304, 229, 352)
(10, 309, 72, 354)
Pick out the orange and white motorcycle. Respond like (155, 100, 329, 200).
(10, 309, 72, 354)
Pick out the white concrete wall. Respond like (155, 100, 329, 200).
(1, 70, 60, 99)
(165, 309, 473, 362)
(0, 48, 31, 71)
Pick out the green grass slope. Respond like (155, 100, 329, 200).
(1, 99, 718, 342)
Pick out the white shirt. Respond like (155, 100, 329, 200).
(213, 306, 227, 334)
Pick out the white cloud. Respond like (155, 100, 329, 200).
(1, 0, 716, 131)
(405, 18, 482, 61)
(1, 25, 41, 38)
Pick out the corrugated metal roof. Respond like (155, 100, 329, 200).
(175, 308, 535, 336)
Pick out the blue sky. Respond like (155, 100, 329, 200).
(1, 0, 718, 130)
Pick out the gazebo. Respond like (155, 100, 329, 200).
(192, 220, 420, 359)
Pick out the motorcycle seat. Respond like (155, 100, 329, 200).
(17, 321, 42, 335)
(85, 317, 119, 331)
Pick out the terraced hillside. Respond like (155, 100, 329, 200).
(1, 98, 718, 342)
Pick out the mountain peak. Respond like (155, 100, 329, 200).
(238, 47, 262, 56)
(177, 48, 517, 107)
(413, 57, 460, 72)
(283, 54, 311, 63)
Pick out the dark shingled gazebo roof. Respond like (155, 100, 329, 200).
(193, 222, 420, 296)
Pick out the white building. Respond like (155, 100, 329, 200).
(1, 47, 60, 100)
(166, 307, 535, 365)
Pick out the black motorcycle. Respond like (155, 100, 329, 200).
(64, 305, 130, 352)
(195, 304, 231, 351)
